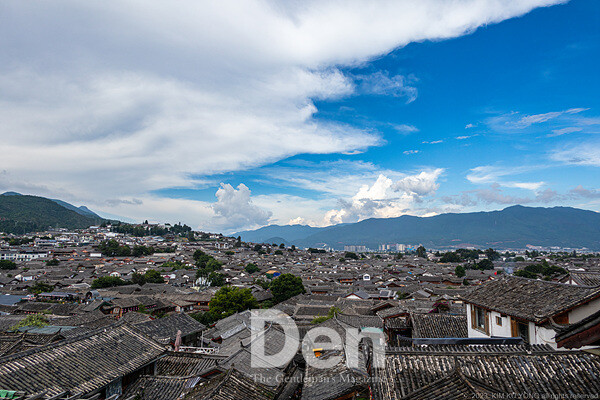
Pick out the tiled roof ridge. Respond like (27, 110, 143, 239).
(385, 344, 564, 355)
(0, 319, 160, 363)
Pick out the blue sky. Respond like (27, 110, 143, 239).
(0, 0, 598, 232)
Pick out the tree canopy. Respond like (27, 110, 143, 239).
(245, 263, 260, 274)
(98, 239, 131, 257)
(209, 286, 258, 319)
(269, 273, 305, 303)
(0, 260, 17, 270)
(91, 276, 126, 289)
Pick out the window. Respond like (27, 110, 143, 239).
(496, 316, 503, 326)
(517, 321, 530, 344)
(471, 305, 489, 334)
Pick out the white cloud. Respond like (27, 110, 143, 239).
(392, 169, 444, 196)
(465, 123, 476, 129)
(403, 150, 420, 155)
(354, 72, 418, 102)
(322, 169, 444, 225)
(551, 140, 600, 167)
(445, 184, 561, 207)
(0, 0, 566, 230)
(548, 127, 583, 137)
(394, 124, 419, 134)
(487, 107, 593, 133)
(211, 183, 272, 231)
(467, 165, 546, 191)
(570, 185, 600, 199)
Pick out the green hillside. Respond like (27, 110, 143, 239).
(0, 194, 104, 234)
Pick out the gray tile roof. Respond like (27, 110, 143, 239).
(372, 346, 600, 399)
(0, 323, 165, 397)
(184, 368, 276, 400)
(410, 313, 468, 338)
(460, 276, 600, 323)
(122, 375, 202, 400)
(135, 313, 206, 344)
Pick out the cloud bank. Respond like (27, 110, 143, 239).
(0, 0, 566, 230)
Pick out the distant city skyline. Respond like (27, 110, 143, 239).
(0, 0, 598, 233)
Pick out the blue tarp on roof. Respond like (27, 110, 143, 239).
(0, 294, 24, 306)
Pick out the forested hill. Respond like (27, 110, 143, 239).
(0, 193, 104, 234)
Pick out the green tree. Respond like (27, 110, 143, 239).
(269, 273, 305, 304)
(279, 243, 285, 249)
(28, 282, 55, 294)
(514, 269, 537, 279)
(254, 278, 271, 290)
(245, 263, 260, 274)
(190, 311, 216, 326)
(208, 272, 225, 286)
(311, 306, 340, 324)
(98, 239, 131, 257)
(455, 265, 466, 278)
(440, 252, 462, 263)
(344, 252, 359, 260)
(416, 246, 427, 258)
(131, 272, 146, 285)
(144, 269, 164, 284)
(485, 248, 501, 261)
(206, 259, 222, 271)
(0, 260, 17, 270)
(209, 286, 258, 320)
(10, 314, 49, 330)
(91, 276, 126, 289)
(45, 258, 60, 266)
(132, 245, 154, 257)
(475, 259, 494, 270)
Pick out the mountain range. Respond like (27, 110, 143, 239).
(235, 205, 600, 250)
(0, 192, 105, 234)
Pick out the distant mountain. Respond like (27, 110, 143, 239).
(235, 224, 325, 243)
(0, 192, 105, 234)
(236, 206, 600, 250)
(51, 199, 101, 218)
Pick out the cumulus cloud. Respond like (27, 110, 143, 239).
(0, 0, 566, 229)
(570, 185, 600, 199)
(211, 183, 272, 231)
(392, 169, 444, 196)
(322, 169, 443, 225)
(403, 150, 420, 155)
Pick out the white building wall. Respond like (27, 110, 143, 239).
(467, 304, 558, 348)
(488, 311, 512, 337)
(466, 303, 491, 338)
(569, 296, 600, 323)
(532, 323, 558, 349)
